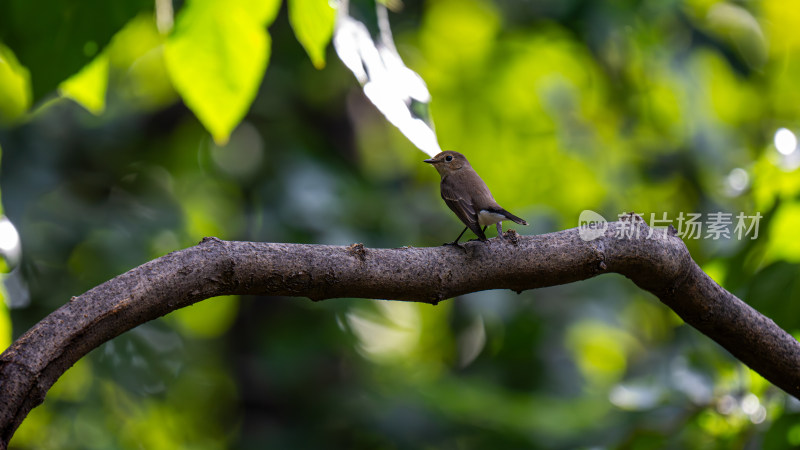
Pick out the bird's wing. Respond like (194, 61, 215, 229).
(463, 170, 528, 226)
(441, 180, 486, 239)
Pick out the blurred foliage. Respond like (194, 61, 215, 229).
(0, 281, 8, 350)
(1, 0, 800, 448)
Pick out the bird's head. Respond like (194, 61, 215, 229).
(424, 151, 470, 176)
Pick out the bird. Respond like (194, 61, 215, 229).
(424, 150, 528, 245)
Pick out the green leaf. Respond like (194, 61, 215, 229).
(106, 14, 178, 110)
(0, 0, 151, 102)
(165, 0, 271, 144)
(59, 53, 109, 115)
(0, 43, 32, 123)
(289, 0, 337, 69)
(240, 0, 284, 27)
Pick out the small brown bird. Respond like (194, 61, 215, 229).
(425, 150, 528, 245)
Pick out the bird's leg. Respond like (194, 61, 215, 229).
(444, 227, 469, 248)
(496, 222, 504, 239)
(467, 226, 489, 243)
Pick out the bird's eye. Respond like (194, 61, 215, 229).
(445, 155, 453, 162)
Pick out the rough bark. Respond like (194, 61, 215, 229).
(0, 217, 798, 448)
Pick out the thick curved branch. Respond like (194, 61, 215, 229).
(1, 217, 799, 447)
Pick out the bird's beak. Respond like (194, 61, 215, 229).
(423, 158, 436, 164)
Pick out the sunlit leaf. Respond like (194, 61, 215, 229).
(165, 0, 271, 144)
(241, 0, 283, 27)
(0, 43, 32, 123)
(289, 0, 336, 69)
(108, 15, 165, 71)
(96, 14, 177, 111)
(59, 53, 109, 115)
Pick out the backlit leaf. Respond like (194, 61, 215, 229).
(289, 0, 336, 69)
(59, 53, 109, 115)
(164, 0, 270, 144)
(0, 44, 32, 123)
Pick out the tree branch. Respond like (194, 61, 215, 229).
(1, 216, 798, 448)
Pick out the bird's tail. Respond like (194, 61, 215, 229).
(498, 208, 528, 226)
